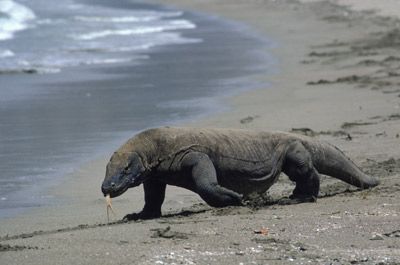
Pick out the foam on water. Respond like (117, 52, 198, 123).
(0, 0, 35, 40)
(0, 0, 199, 74)
(73, 20, 196, 41)
(0, 48, 14, 57)
(74, 11, 183, 23)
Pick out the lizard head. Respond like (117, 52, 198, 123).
(101, 151, 147, 198)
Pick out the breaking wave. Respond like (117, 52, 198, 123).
(0, 1, 200, 74)
(74, 11, 183, 23)
(73, 20, 196, 41)
(0, 0, 35, 41)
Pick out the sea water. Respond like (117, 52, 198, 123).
(0, 0, 275, 217)
(0, 0, 200, 74)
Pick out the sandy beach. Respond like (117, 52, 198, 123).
(1, 0, 400, 264)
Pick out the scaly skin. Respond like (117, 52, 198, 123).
(101, 127, 379, 220)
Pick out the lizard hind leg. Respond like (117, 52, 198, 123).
(181, 152, 243, 207)
(281, 141, 320, 204)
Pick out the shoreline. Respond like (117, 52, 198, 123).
(0, 1, 273, 219)
(1, 1, 400, 264)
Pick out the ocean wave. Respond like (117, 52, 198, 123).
(0, 2, 200, 75)
(0, 67, 59, 75)
(36, 18, 65, 25)
(66, 44, 154, 53)
(157, 97, 218, 110)
(73, 20, 196, 41)
(0, 0, 35, 41)
(73, 11, 183, 23)
(113, 45, 154, 52)
(84, 57, 135, 65)
(0, 49, 14, 57)
(67, 3, 84, 10)
(67, 34, 201, 54)
(0, 55, 149, 75)
(74, 15, 155, 23)
(73, 27, 165, 41)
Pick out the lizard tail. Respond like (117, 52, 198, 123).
(306, 141, 379, 189)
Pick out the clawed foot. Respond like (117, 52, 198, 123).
(123, 211, 161, 221)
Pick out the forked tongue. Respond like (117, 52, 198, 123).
(105, 194, 116, 222)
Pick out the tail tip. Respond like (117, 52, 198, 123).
(362, 176, 380, 189)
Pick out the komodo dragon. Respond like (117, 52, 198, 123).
(101, 127, 379, 220)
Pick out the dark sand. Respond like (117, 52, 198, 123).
(1, 0, 400, 264)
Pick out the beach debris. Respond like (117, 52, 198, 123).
(300, 59, 316, 64)
(309, 51, 346, 57)
(370, 233, 384, 241)
(290, 127, 316, 137)
(341, 121, 376, 129)
(0, 243, 39, 252)
(240, 115, 259, 124)
(254, 228, 269, 235)
(387, 113, 400, 121)
(384, 230, 400, 238)
(360, 189, 372, 200)
(105, 194, 116, 222)
(117, 240, 129, 245)
(150, 226, 189, 239)
(242, 191, 276, 209)
(306, 74, 395, 88)
(307, 79, 331, 85)
(375, 131, 387, 137)
(290, 127, 350, 139)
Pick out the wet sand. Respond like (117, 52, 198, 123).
(1, 0, 400, 264)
